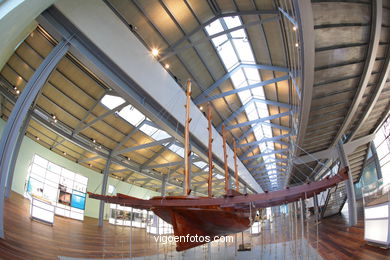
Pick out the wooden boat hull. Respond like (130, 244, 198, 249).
(152, 204, 254, 251)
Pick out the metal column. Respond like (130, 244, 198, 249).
(313, 193, 319, 221)
(338, 140, 357, 226)
(161, 174, 167, 197)
(98, 156, 111, 227)
(0, 39, 69, 238)
(5, 114, 31, 198)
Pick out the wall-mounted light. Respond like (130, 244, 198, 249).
(165, 64, 170, 69)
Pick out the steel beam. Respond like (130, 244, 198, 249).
(249, 159, 288, 169)
(199, 75, 290, 104)
(216, 98, 292, 132)
(0, 39, 69, 238)
(142, 156, 201, 170)
(194, 63, 289, 105)
(288, 0, 315, 188)
(74, 101, 129, 134)
(236, 122, 290, 144)
(227, 111, 291, 130)
(241, 148, 289, 161)
(349, 36, 390, 140)
(331, 0, 382, 146)
(158, 9, 278, 60)
(294, 133, 375, 164)
(141, 140, 174, 167)
(238, 134, 291, 148)
(113, 137, 174, 156)
(98, 156, 111, 226)
(5, 115, 31, 198)
(278, 7, 298, 27)
(337, 140, 357, 226)
(159, 16, 279, 62)
(78, 155, 102, 163)
(113, 120, 146, 152)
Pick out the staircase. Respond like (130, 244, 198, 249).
(320, 143, 370, 218)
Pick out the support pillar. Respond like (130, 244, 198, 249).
(98, 156, 111, 227)
(161, 174, 167, 197)
(313, 193, 319, 221)
(0, 39, 69, 238)
(5, 114, 31, 198)
(338, 140, 357, 226)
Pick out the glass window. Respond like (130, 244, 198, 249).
(373, 116, 390, 185)
(101, 95, 125, 110)
(118, 105, 146, 127)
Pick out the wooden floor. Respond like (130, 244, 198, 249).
(0, 192, 389, 259)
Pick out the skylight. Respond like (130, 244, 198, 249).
(205, 17, 281, 188)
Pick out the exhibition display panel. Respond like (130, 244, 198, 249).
(25, 154, 88, 221)
(363, 179, 390, 248)
(109, 203, 173, 235)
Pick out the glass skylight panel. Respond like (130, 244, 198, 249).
(233, 40, 255, 62)
(139, 123, 158, 136)
(230, 29, 246, 38)
(256, 102, 268, 111)
(101, 95, 125, 110)
(219, 42, 239, 70)
(230, 69, 246, 87)
(151, 129, 171, 141)
(118, 105, 145, 127)
(244, 68, 261, 82)
(168, 144, 185, 158)
(205, 16, 281, 187)
(237, 90, 252, 104)
(224, 16, 241, 29)
(212, 34, 228, 47)
(205, 20, 224, 36)
(194, 161, 207, 169)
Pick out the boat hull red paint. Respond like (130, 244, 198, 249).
(152, 204, 254, 251)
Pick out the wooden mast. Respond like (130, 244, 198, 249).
(233, 139, 239, 192)
(222, 124, 229, 194)
(184, 80, 192, 196)
(207, 103, 213, 197)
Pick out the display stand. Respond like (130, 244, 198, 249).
(30, 196, 55, 225)
(362, 179, 390, 248)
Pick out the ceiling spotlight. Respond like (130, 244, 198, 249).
(63, 151, 67, 156)
(292, 26, 297, 31)
(127, 157, 131, 161)
(295, 43, 299, 47)
(152, 48, 159, 56)
(88, 163, 92, 167)
(98, 145, 102, 149)
(16, 90, 20, 95)
(13, 86, 17, 90)
(92, 139, 96, 143)
(165, 64, 170, 69)
(54, 119, 58, 123)
(36, 136, 40, 141)
(52, 115, 56, 120)
(200, 106, 203, 111)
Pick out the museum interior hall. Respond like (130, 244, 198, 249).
(0, 0, 389, 259)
